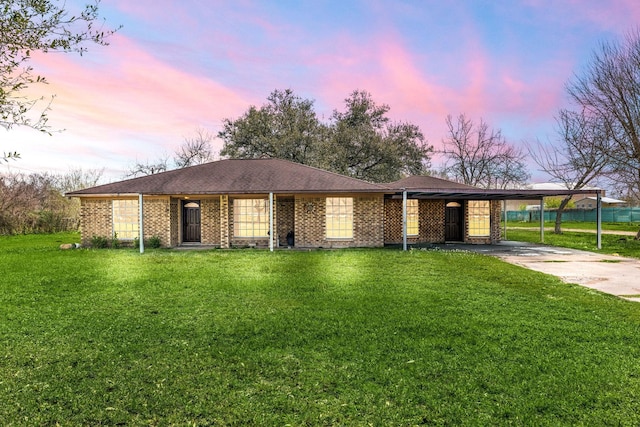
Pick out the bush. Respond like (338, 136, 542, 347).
(147, 235, 162, 248)
(133, 236, 162, 249)
(91, 235, 109, 248)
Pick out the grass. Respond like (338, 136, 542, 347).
(504, 220, 640, 233)
(504, 228, 640, 259)
(3, 233, 640, 424)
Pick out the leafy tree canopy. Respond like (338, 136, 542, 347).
(219, 89, 433, 183)
(1, 0, 119, 159)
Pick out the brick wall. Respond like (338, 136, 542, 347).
(201, 198, 221, 245)
(384, 199, 446, 244)
(142, 197, 170, 247)
(294, 194, 385, 248)
(79, 198, 112, 246)
(170, 198, 180, 246)
(277, 197, 295, 246)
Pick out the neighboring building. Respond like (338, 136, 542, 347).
(67, 159, 597, 249)
(574, 196, 626, 209)
(504, 182, 603, 211)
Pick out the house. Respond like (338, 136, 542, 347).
(504, 182, 604, 211)
(574, 196, 626, 209)
(67, 158, 599, 249)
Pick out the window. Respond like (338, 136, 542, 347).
(326, 197, 353, 239)
(468, 200, 490, 236)
(234, 199, 268, 237)
(406, 199, 419, 236)
(112, 199, 139, 240)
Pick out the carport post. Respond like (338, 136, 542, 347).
(139, 193, 144, 254)
(402, 189, 407, 251)
(503, 200, 507, 240)
(596, 192, 602, 250)
(539, 197, 544, 243)
(269, 192, 274, 252)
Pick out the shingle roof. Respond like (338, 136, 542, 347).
(67, 158, 390, 196)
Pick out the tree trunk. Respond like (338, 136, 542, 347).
(554, 195, 573, 234)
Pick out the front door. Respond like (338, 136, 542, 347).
(182, 201, 201, 243)
(445, 202, 463, 241)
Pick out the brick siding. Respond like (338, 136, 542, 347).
(79, 198, 112, 246)
(201, 198, 221, 245)
(294, 194, 385, 248)
(384, 199, 445, 244)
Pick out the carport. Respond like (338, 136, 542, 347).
(395, 187, 605, 250)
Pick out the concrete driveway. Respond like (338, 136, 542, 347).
(433, 241, 640, 302)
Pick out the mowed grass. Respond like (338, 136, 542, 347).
(505, 228, 640, 259)
(505, 220, 640, 233)
(2, 233, 640, 425)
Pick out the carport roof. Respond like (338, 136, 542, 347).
(386, 176, 601, 200)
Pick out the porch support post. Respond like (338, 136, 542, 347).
(540, 197, 544, 243)
(596, 191, 602, 250)
(503, 200, 507, 240)
(402, 189, 407, 251)
(269, 192, 274, 252)
(139, 193, 144, 254)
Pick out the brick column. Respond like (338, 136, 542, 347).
(220, 195, 229, 249)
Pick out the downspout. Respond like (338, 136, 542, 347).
(539, 197, 544, 244)
(596, 191, 602, 250)
(139, 193, 144, 254)
(402, 189, 407, 251)
(269, 192, 274, 252)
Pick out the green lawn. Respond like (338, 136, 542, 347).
(504, 228, 640, 259)
(504, 220, 640, 233)
(3, 233, 640, 425)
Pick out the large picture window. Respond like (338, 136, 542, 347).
(234, 199, 269, 237)
(112, 199, 139, 240)
(326, 197, 353, 239)
(406, 199, 419, 236)
(468, 200, 490, 236)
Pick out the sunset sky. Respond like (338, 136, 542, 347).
(4, 0, 640, 183)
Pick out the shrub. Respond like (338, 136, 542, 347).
(147, 235, 162, 248)
(91, 235, 109, 248)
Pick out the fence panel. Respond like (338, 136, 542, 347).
(505, 207, 640, 223)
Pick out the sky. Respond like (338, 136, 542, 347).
(3, 0, 640, 184)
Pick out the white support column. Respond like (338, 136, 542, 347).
(269, 192, 274, 252)
(139, 193, 144, 254)
(539, 197, 544, 243)
(402, 190, 408, 251)
(596, 192, 602, 250)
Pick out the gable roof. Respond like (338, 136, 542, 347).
(67, 158, 390, 196)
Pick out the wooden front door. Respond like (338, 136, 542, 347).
(445, 203, 463, 241)
(182, 201, 201, 243)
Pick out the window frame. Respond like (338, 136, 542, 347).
(406, 199, 419, 236)
(233, 198, 269, 238)
(112, 199, 139, 240)
(467, 200, 491, 237)
(325, 197, 354, 239)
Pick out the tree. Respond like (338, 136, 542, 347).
(219, 89, 325, 165)
(528, 109, 611, 233)
(220, 89, 432, 183)
(174, 128, 215, 168)
(320, 90, 432, 182)
(440, 113, 529, 189)
(126, 157, 169, 178)
(567, 29, 640, 239)
(1, 0, 119, 159)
